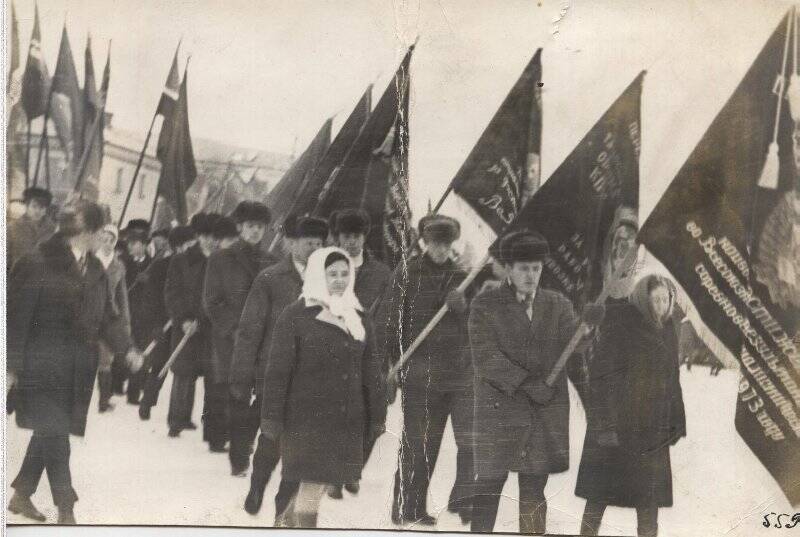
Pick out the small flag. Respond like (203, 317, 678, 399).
(20, 3, 50, 120)
(50, 25, 84, 166)
(156, 43, 182, 161)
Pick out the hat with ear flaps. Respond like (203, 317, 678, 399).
(418, 214, 460, 244)
(231, 201, 271, 225)
(330, 208, 371, 236)
(498, 229, 549, 264)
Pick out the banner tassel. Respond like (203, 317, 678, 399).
(758, 142, 781, 189)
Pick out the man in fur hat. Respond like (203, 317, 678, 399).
(139, 225, 197, 421)
(377, 213, 476, 527)
(8, 187, 56, 272)
(231, 214, 328, 520)
(165, 213, 220, 438)
(468, 229, 603, 535)
(213, 215, 240, 249)
(117, 219, 154, 403)
(203, 201, 277, 469)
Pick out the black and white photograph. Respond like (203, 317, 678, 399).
(3, 1, 799, 536)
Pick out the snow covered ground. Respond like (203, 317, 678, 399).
(5, 367, 793, 535)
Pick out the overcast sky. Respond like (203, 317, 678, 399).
(9, 0, 790, 241)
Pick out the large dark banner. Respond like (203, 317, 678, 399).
(496, 72, 643, 310)
(639, 11, 800, 506)
(452, 49, 542, 232)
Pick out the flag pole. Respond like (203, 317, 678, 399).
(31, 84, 55, 186)
(118, 110, 158, 227)
(25, 118, 31, 188)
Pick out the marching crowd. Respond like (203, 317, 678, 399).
(6, 186, 687, 536)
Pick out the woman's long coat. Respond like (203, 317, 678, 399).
(260, 300, 386, 485)
(164, 244, 213, 377)
(7, 234, 131, 436)
(468, 283, 579, 478)
(575, 303, 686, 507)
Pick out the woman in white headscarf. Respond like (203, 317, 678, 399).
(260, 246, 387, 528)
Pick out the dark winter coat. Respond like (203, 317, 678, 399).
(7, 233, 132, 436)
(468, 283, 579, 478)
(260, 300, 386, 484)
(202, 240, 279, 385)
(165, 244, 213, 377)
(123, 253, 156, 349)
(145, 254, 172, 340)
(230, 256, 303, 395)
(7, 214, 56, 272)
(575, 303, 686, 507)
(353, 252, 391, 312)
(376, 253, 472, 390)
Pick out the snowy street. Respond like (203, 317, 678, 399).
(5, 367, 792, 535)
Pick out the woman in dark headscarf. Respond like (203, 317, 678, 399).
(575, 274, 686, 537)
(260, 246, 387, 528)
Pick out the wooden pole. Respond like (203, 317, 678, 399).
(32, 84, 55, 187)
(24, 118, 31, 188)
(158, 322, 197, 379)
(118, 110, 158, 228)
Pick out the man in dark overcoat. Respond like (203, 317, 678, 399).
(7, 187, 56, 272)
(6, 202, 143, 524)
(377, 214, 475, 527)
(231, 215, 328, 518)
(139, 226, 196, 420)
(164, 214, 220, 438)
(203, 202, 277, 470)
(468, 230, 602, 534)
(118, 219, 153, 403)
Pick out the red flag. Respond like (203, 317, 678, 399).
(156, 43, 182, 161)
(263, 118, 332, 246)
(75, 39, 110, 200)
(6, 2, 26, 194)
(50, 25, 84, 166)
(639, 10, 800, 506)
(20, 3, 49, 120)
(317, 47, 414, 266)
(156, 66, 196, 225)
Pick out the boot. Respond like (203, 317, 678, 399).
(327, 484, 343, 499)
(297, 511, 318, 529)
(344, 482, 360, 495)
(98, 371, 114, 413)
(57, 507, 76, 525)
(244, 488, 263, 515)
(7, 492, 46, 522)
(138, 405, 151, 421)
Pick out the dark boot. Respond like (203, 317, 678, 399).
(7, 492, 46, 522)
(327, 484, 343, 499)
(168, 428, 180, 438)
(244, 488, 263, 515)
(297, 512, 318, 529)
(344, 482, 360, 495)
(139, 405, 151, 421)
(98, 371, 114, 413)
(57, 507, 76, 525)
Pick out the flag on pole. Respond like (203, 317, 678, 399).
(156, 44, 182, 161)
(303, 86, 372, 217)
(50, 24, 84, 167)
(638, 9, 800, 506)
(451, 49, 543, 230)
(495, 72, 644, 310)
(75, 38, 110, 200)
(263, 118, 332, 246)
(6, 2, 26, 194)
(20, 3, 50, 120)
(156, 66, 196, 225)
(317, 46, 414, 266)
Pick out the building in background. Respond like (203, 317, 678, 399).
(8, 113, 291, 226)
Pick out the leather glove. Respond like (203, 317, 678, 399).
(597, 429, 619, 447)
(522, 377, 555, 405)
(582, 302, 606, 326)
(230, 382, 252, 403)
(445, 289, 468, 314)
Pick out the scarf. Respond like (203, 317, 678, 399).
(629, 273, 675, 329)
(301, 246, 365, 341)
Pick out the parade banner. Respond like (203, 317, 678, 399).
(263, 117, 332, 246)
(303, 86, 371, 217)
(6, 2, 26, 194)
(639, 10, 800, 506)
(50, 25, 85, 166)
(75, 37, 109, 201)
(20, 3, 49, 121)
(155, 45, 182, 161)
(451, 48, 542, 231)
(156, 66, 196, 225)
(496, 72, 643, 310)
(317, 46, 414, 266)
